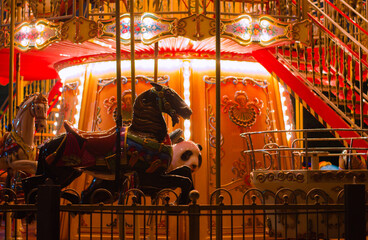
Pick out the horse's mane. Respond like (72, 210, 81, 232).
(130, 89, 167, 142)
(18, 93, 47, 110)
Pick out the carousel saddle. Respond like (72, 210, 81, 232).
(63, 121, 117, 156)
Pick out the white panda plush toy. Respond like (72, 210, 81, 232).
(168, 139, 202, 173)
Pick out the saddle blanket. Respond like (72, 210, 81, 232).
(58, 127, 172, 174)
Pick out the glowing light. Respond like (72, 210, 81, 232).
(260, 20, 270, 27)
(89, 39, 112, 48)
(20, 39, 29, 47)
(55, 113, 59, 118)
(54, 121, 58, 126)
(182, 60, 191, 140)
(35, 38, 44, 45)
(21, 26, 30, 34)
(36, 24, 45, 32)
(190, 59, 269, 75)
(142, 17, 154, 26)
(58, 65, 86, 85)
(53, 130, 57, 135)
(279, 82, 293, 141)
(56, 105, 61, 109)
(73, 70, 86, 128)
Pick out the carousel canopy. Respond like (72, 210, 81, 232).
(0, 37, 258, 85)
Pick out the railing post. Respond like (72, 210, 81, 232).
(189, 190, 200, 240)
(301, 0, 309, 20)
(344, 184, 365, 240)
(37, 180, 61, 240)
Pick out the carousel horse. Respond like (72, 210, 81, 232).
(0, 93, 48, 175)
(80, 131, 203, 204)
(22, 83, 195, 205)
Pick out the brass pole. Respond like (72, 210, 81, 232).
(215, 0, 222, 239)
(8, 0, 16, 130)
(153, 0, 159, 83)
(79, 0, 84, 16)
(154, 42, 158, 83)
(215, 0, 221, 194)
(115, 0, 122, 189)
(130, 0, 135, 102)
(16, 53, 21, 107)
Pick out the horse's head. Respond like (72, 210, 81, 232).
(31, 93, 48, 132)
(150, 82, 192, 126)
(169, 140, 202, 173)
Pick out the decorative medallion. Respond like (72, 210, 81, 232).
(141, 13, 177, 44)
(99, 13, 176, 44)
(177, 14, 217, 41)
(61, 17, 98, 43)
(13, 19, 60, 51)
(222, 91, 263, 128)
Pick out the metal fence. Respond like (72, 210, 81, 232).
(0, 183, 366, 240)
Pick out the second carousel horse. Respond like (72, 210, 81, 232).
(0, 93, 48, 175)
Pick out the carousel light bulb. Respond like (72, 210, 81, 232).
(55, 113, 59, 118)
(54, 122, 58, 126)
(185, 99, 191, 106)
(36, 23, 45, 32)
(53, 130, 57, 135)
(21, 26, 30, 33)
(184, 130, 191, 141)
(286, 132, 292, 141)
(21, 39, 29, 47)
(57, 104, 61, 109)
(182, 60, 191, 140)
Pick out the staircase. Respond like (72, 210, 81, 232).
(254, 0, 368, 134)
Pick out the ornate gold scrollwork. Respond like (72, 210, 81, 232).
(222, 91, 263, 129)
(177, 14, 217, 41)
(291, 19, 311, 46)
(61, 17, 98, 43)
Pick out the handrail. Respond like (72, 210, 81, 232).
(241, 128, 368, 170)
(324, 0, 368, 37)
(308, 0, 368, 55)
(338, 0, 368, 26)
(307, 13, 368, 68)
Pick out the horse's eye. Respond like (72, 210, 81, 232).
(181, 150, 193, 161)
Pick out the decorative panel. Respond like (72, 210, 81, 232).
(61, 17, 98, 43)
(222, 15, 310, 46)
(177, 14, 216, 41)
(14, 19, 60, 51)
(99, 13, 177, 44)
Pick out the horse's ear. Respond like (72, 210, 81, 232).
(150, 82, 163, 91)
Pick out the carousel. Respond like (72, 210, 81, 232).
(0, 0, 367, 239)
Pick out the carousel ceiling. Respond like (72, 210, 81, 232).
(0, 36, 261, 85)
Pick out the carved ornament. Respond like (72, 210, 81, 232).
(177, 14, 217, 41)
(61, 17, 98, 43)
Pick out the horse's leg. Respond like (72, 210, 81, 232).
(138, 167, 194, 205)
(8, 160, 38, 175)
